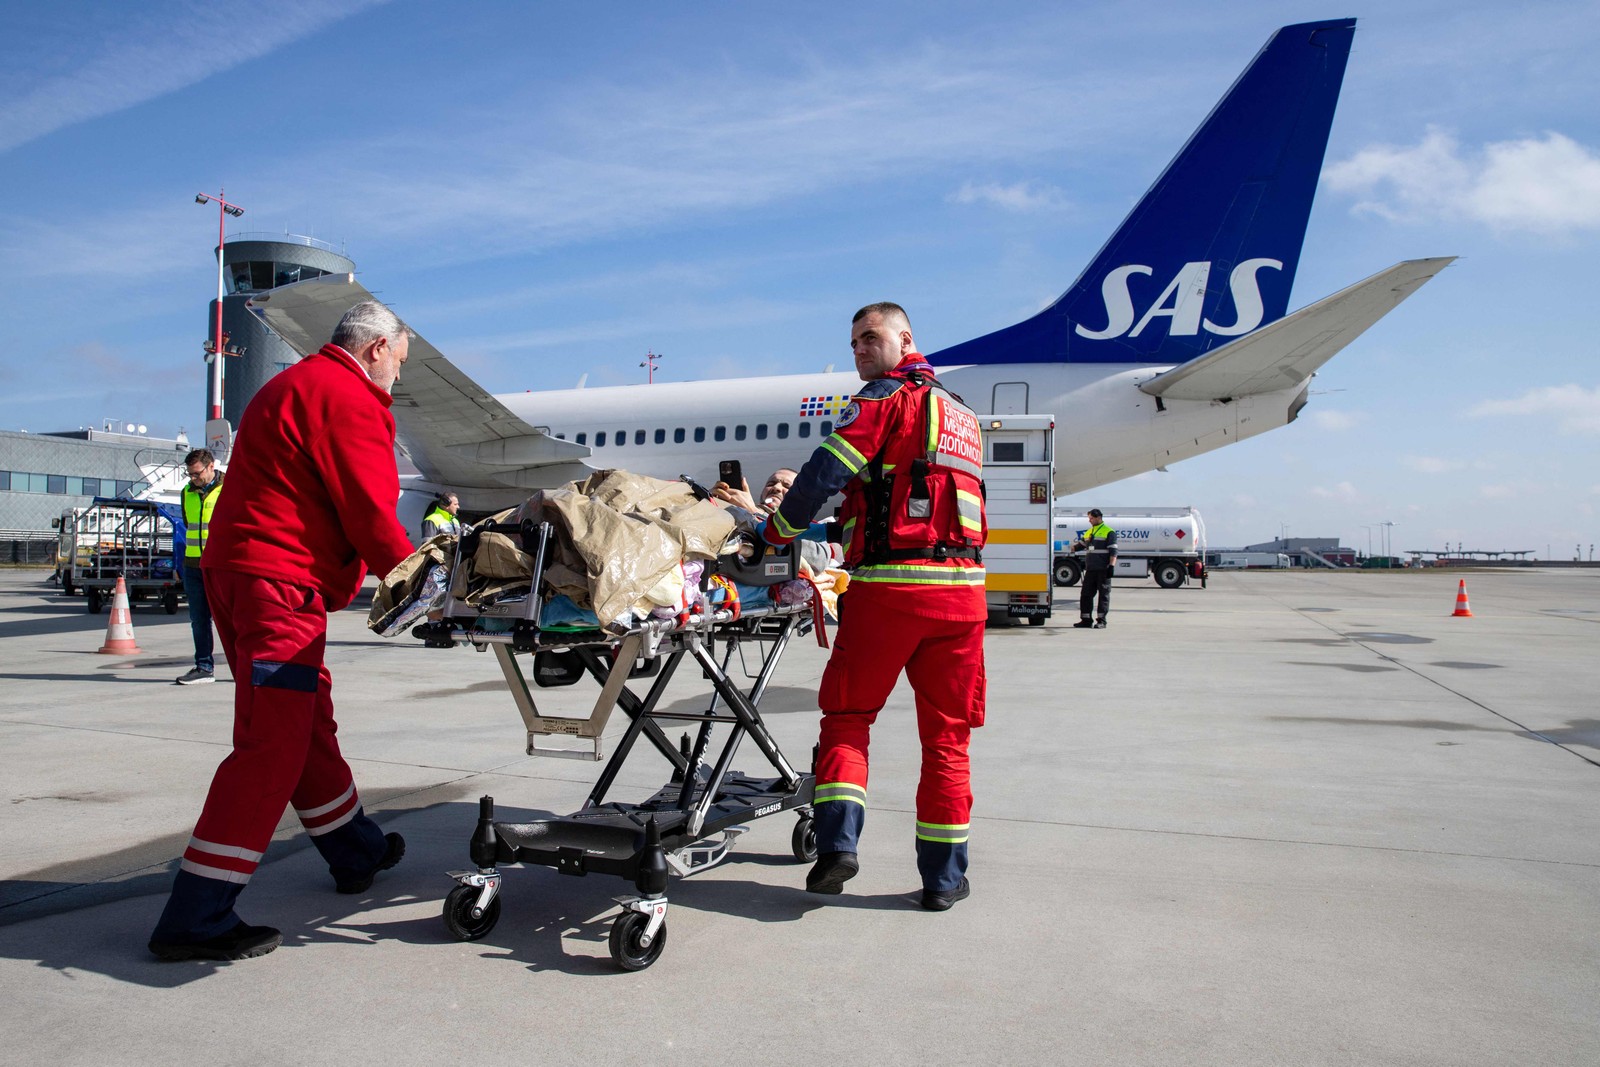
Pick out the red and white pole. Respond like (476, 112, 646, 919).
(196, 189, 244, 422)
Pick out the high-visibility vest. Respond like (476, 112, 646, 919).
(421, 506, 460, 537)
(182, 475, 224, 558)
(1078, 523, 1117, 567)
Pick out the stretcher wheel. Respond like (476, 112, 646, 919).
(609, 910, 667, 971)
(442, 884, 501, 941)
(791, 816, 818, 862)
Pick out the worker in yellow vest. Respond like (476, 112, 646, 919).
(177, 449, 224, 684)
(420, 493, 462, 539)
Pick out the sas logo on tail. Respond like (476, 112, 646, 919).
(1075, 258, 1283, 341)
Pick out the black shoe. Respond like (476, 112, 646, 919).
(920, 877, 971, 912)
(805, 851, 859, 895)
(175, 668, 215, 685)
(1072, 620, 1094, 628)
(1094, 619, 1107, 628)
(335, 832, 406, 895)
(149, 921, 281, 961)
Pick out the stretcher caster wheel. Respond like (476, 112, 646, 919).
(791, 816, 818, 862)
(609, 910, 667, 971)
(442, 884, 501, 941)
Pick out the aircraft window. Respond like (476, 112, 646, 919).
(595, 431, 606, 446)
(693, 427, 705, 443)
(713, 426, 726, 442)
(634, 429, 646, 445)
(734, 425, 747, 441)
(674, 428, 686, 443)
(755, 424, 768, 440)
(798, 422, 811, 439)
(776, 423, 789, 440)
(820, 420, 833, 435)
(555, 433, 566, 440)
(249, 261, 275, 291)
(576, 432, 586, 445)
(616, 429, 626, 444)
(654, 428, 666, 444)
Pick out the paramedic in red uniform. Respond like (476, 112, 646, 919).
(760, 302, 987, 911)
(148, 301, 419, 961)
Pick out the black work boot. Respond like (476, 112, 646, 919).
(335, 832, 406, 895)
(1072, 619, 1094, 628)
(149, 921, 282, 961)
(1094, 619, 1108, 628)
(806, 851, 859, 895)
(920, 877, 972, 912)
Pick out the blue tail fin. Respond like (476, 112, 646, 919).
(932, 18, 1356, 367)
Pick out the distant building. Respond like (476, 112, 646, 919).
(210, 233, 356, 426)
(1242, 537, 1357, 567)
(0, 428, 187, 534)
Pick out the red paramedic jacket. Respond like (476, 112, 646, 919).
(761, 354, 987, 622)
(202, 343, 416, 612)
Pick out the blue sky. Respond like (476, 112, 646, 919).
(2, 1, 1597, 556)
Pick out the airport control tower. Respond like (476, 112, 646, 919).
(207, 234, 355, 428)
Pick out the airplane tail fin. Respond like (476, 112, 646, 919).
(933, 18, 1356, 368)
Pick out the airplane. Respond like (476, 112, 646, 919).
(246, 17, 1452, 538)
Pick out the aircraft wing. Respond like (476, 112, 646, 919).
(247, 275, 592, 493)
(1138, 257, 1455, 402)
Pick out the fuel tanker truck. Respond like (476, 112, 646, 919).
(1052, 506, 1207, 589)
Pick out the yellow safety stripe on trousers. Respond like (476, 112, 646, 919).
(955, 489, 983, 534)
(813, 782, 866, 807)
(770, 508, 806, 539)
(851, 563, 986, 586)
(915, 820, 970, 844)
(820, 434, 868, 474)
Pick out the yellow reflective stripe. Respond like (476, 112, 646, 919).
(916, 820, 970, 843)
(852, 565, 987, 586)
(814, 782, 866, 807)
(926, 393, 943, 452)
(821, 434, 867, 472)
(955, 489, 982, 507)
(771, 510, 804, 539)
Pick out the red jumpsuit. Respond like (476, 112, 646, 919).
(151, 344, 416, 943)
(762, 354, 987, 892)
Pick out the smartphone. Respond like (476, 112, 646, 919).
(718, 459, 743, 488)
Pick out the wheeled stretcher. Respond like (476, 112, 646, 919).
(409, 519, 820, 970)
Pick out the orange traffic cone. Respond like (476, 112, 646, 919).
(1451, 579, 1473, 618)
(98, 576, 143, 654)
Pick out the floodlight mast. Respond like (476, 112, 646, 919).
(194, 189, 245, 422)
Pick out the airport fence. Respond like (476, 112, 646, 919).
(0, 532, 57, 565)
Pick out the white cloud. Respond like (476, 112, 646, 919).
(1308, 410, 1363, 431)
(1479, 484, 1518, 500)
(1467, 385, 1600, 435)
(0, 0, 390, 153)
(1404, 455, 1466, 474)
(1323, 127, 1600, 235)
(949, 181, 1071, 213)
(1310, 481, 1360, 502)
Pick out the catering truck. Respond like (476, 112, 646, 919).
(980, 414, 1055, 625)
(1052, 506, 1206, 589)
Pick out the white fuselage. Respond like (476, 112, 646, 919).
(488, 363, 1307, 499)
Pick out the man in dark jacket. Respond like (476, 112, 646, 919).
(1072, 508, 1118, 628)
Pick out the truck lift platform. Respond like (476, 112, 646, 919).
(409, 519, 818, 970)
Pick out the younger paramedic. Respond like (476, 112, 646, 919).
(148, 301, 418, 961)
(759, 302, 987, 912)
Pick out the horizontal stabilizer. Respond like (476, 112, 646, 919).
(248, 276, 590, 488)
(1138, 257, 1455, 401)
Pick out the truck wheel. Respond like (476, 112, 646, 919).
(1154, 560, 1186, 589)
(164, 588, 180, 615)
(62, 578, 75, 596)
(1028, 615, 1047, 626)
(1053, 558, 1082, 587)
(86, 588, 103, 614)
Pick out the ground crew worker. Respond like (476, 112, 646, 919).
(1072, 508, 1117, 628)
(175, 448, 223, 685)
(148, 301, 418, 961)
(759, 302, 987, 912)
(420, 492, 462, 539)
